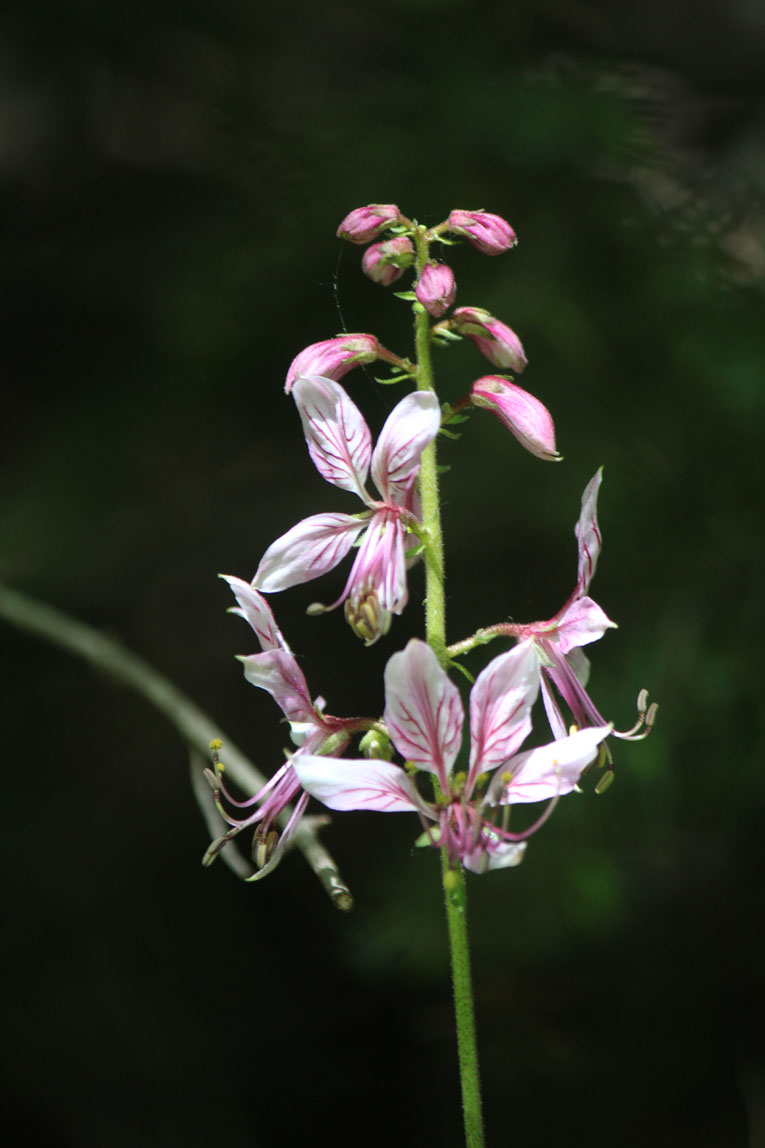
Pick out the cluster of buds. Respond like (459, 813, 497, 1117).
(206, 204, 655, 883)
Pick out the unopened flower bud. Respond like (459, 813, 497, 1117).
(452, 306, 527, 373)
(471, 376, 561, 461)
(337, 204, 401, 244)
(362, 237, 415, 286)
(415, 263, 456, 317)
(447, 209, 517, 255)
(285, 334, 380, 393)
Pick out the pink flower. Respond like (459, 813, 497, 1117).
(294, 639, 611, 873)
(451, 306, 528, 373)
(362, 237, 416, 286)
(470, 375, 560, 461)
(337, 203, 401, 243)
(207, 578, 353, 878)
(285, 334, 380, 394)
(254, 378, 441, 644)
(514, 471, 655, 744)
(415, 263, 456, 318)
(447, 210, 517, 255)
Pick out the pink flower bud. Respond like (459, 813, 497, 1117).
(285, 334, 380, 393)
(415, 263, 456, 318)
(471, 376, 560, 461)
(362, 237, 416, 286)
(336, 204, 401, 244)
(451, 306, 527, 373)
(447, 210, 517, 255)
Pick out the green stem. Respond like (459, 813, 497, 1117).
(412, 226, 485, 1148)
(443, 860, 485, 1148)
(413, 226, 447, 666)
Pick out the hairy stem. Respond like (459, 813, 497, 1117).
(413, 225, 447, 667)
(443, 860, 485, 1148)
(412, 226, 485, 1148)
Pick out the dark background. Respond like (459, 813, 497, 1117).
(2, 1, 764, 1145)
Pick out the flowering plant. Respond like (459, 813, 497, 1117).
(205, 203, 656, 1148)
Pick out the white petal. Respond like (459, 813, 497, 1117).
(555, 595, 617, 655)
(294, 756, 426, 813)
(240, 649, 317, 725)
(293, 376, 372, 499)
(221, 574, 289, 651)
(383, 639, 463, 788)
(371, 390, 441, 505)
(254, 513, 367, 593)
(467, 641, 540, 786)
(490, 725, 612, 805)
(575, 469, 604, 597)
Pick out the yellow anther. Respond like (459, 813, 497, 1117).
(209, 738, 223, 751)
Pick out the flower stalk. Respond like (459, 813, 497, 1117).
(414, 222, 484, 1148)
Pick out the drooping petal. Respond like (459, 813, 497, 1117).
(467, 641, 541, 788)
(463, 836, 527, 874)
(575, 469, 604, 597)
(239, 648, 317, 725)
(254, 512, 368, 593)
(383, 639, 464, 788)
(344, 509, 407, 616)
(489, 725, 612, 806)
(292, 377, 372, 500)
(371, 390, 441, 506)
(540, 674, 568, 740)
(221, 574, 289, 651)
(294, 755, 428, 814)
(554, 595, 617, 655)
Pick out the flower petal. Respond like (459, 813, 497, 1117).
(467, 641, 541, 787)
(239, 648, 317, 725)
(555, 595, 617, 655)
(489, 725, 612, 805)
(575, 469, 604, 597)
(221, 574, 289, 651)
(293, 376, 372, 499)
(294, 756, 427, 813)
(383, 639, 463, 788)
(371, 390, 441, 506)
(463, 836, 527, 874)
(254, 512, 368, 593)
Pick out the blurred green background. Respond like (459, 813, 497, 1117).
(2, 1, 764, 1144)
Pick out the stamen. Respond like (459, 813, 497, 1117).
(614, 691, 659, 741)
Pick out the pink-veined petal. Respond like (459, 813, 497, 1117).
(221, 574, 289, 651)
(239, 648, 317, 725)
(467, 641, 541, 788)
(294, 756, 428, 814)
(254, 512, 368, 593)
(344, 510, 408, 615)
(555, 595, 617, 655)
(489, 725, 612, 805)
(575, 469, 604, 597)
(293, 376, 372, 499)
(383, 639, 464, 788)
(371, 390, 441, 505)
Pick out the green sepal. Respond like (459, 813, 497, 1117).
(372, 373, 414, 385)
(393, 290, 417, 301)
(448, 659, 475, 685)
